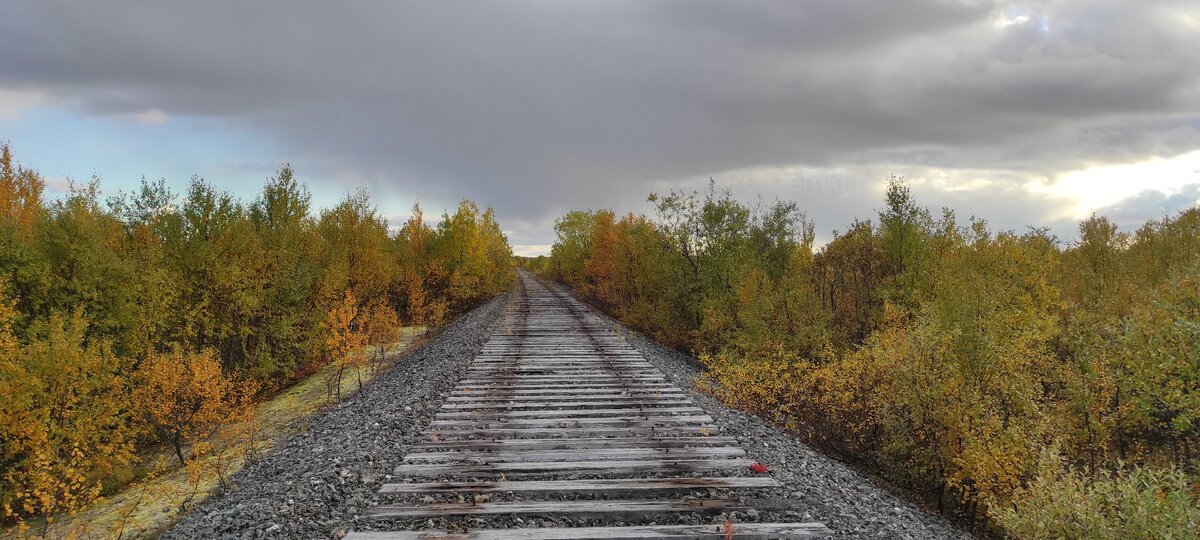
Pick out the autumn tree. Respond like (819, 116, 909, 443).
(394, 204, 448, 325)
(0, 143, 45, 235)
(132, 348, 246, 465)
(581, 210, 619, 308)
(549, 210, 600, 286)
(0, 145, 48, 344)
(877, 176, 934, 312)
(604, 214, 680, 345)
(164, 178, 263, 374)
(1107, 262, 1200, 466)
(318, 189, 393, 312)
(813, 219, 888, 348)
(361, 301, 401, 377)
(322, 290, 366, 400)
(1, 306, 134, 525)
(246, 166, 324, 381)
(35, 182, 146, 355)
(433, 200, 514, 311)
(0, 280, 39, 522)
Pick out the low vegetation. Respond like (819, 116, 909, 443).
(533, 178, 1200, 536)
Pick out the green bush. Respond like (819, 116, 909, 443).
(994, 455, 1200, 539)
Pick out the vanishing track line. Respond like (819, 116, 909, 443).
(347, 270, 832, 539)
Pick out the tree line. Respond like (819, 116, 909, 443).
(532, 178, 1200, 537)
(0, 143, 513, 526)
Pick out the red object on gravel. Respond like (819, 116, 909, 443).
(749, 462, 768, 473)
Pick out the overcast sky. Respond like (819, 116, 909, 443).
(2, 1, 1198, 254)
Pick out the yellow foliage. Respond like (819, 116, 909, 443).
(320, 290, 368, 399)
(323, 290, 366, 365)
(361, 301, 401, 377)
(0, 143, 45, 234)
(1, 300, 133, 525)
(131, 348, 248, 466)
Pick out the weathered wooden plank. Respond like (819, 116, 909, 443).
(444, 399, 689, 408)
(455, 383, 677, 389)
(476, 342, 632, 345)
(393, 458, 753, 477)
(421, 426, 723, 439)
(434, 407, 706, 420)
(428, 415, 715, 429)
(448, 393, 682, 400)
(457, 378, 668, 385)
(469, 359, 635, 362)
(440, 400, 693, 410)
(344, 523, 833, 539)
(453, 384, 677, 392)
(457, 379, 669, 385)
(444, 399, 687, 407)
(452, 387, 678, 395)
(402, 446, 746, 464)
(378, 476, 778, 495)
(476, 349, 630, 353)
(447, 391, 686, 400)
(461, 371, 662, 376)
(406, 436, 740, 452)
(462, 372, 657, 377)
(472, 358, 637, 361)
(463, 369, 661, 375)
(472, 358, 647, 362)
(460, 374, 667, 376)
(478, 344, 631, 348)
(480, 337, 625, 341)
(466, 362, 654, 367)
(467, 365, 650, 369)
(454, 384, 677, 389)
(472, 353, 645, 357)
(462, 371, 662, 376)
(363, 498, 753, 519)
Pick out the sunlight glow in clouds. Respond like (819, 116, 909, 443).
(994, 5, 1049, 31)
(1173, 7, 1199, 29)
(1031, 150, 1200, 220)
(133, 109, 169, 125)
(996, 14, 1031, 28)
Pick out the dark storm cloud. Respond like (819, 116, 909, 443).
(2, 1, 1198, 249)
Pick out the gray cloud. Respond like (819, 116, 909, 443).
(1096, 184, 1200, 232)
(2, 1, 1198, 250)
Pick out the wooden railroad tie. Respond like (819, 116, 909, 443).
(347, 269, 832, 539)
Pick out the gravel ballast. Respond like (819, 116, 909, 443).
(161, 293, 511, 540)
(164, 281, 974, 539)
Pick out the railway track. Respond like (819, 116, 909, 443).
(346, 270, 832, 539)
